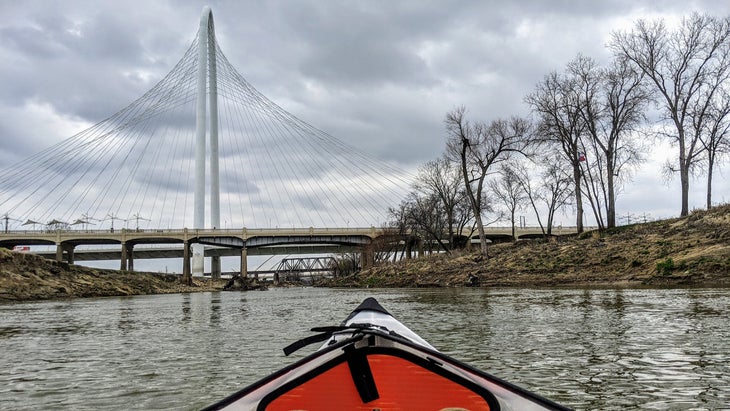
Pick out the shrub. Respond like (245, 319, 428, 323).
(656, 258, 675, 275)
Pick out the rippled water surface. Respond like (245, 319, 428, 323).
(1, 287, 729, 410)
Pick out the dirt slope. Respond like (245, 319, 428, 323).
(0, 249, 223, 301)
(326, 204, 730, 288)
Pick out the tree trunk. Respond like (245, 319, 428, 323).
(458, 200, 489, 254)
(680, 161, 690, 217)
(458, 134, 489, 255)
(679, 135, 690, 217)
(526, 193, 546, 236)
(447, 210, 455, 250)
(606, 155, 616, 228)
(706, 155, 714, 209)
(463, 181, 488, 255)
(546, 211, 554, 236)
(510, 208, 516, 242)
(573, 165, 584, 233)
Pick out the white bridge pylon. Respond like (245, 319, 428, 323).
(193, 6, 220, 277)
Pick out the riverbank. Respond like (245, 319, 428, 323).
(2, 205, 729, 301)
(0, 248, 226, 301)
(323, 204, 730, 288)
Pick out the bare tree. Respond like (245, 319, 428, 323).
(390, 192, 452, 254)
(408, 192, 450, 253)
(453, 188, 476, 248)
(413, 156, 464, 250)
(511, 160, 545, 234)
(374, 224, 407, 263)
(489, 165, 526, 241)
(611, 13, 730, 216)
(445, 107, 533, 255)
(700, 84, 730, 208)
(539, 159, 575, 234)
(512, 158, 573, 236)
(389, 156, 476, 256)
(692, 82, 730, 210)
(525, 71, 587, 232)
(569, 54, 649, 228)
(387, 201, 417, 260)
(333, 253, 361, 276)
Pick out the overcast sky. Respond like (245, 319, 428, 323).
(2, 0, 730, 230)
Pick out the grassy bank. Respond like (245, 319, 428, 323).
(323, 204, 730, 288)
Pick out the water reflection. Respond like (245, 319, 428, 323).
(210, 293, 221, 326)
(0, 326, 23, 339)
(117, 298, 135, 335)
(181, 293, 191, 322)
(237, 297, 248, 319)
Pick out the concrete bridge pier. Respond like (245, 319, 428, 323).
(126, 244, 134, 271)
(120, 242, 128, 271)
(55, 243, 75, 264)
(119, 241, 134, 271)
(182, 240, 192, 285)
(360, 245, 374, 270)
(211, 255, 221, 279)
(240, 247, 248, 278)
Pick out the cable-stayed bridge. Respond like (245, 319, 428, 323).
(0, 8, 416, 281)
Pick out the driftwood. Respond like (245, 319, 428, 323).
(223, 275, 268, 291)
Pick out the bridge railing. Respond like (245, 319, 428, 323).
(1, 226, 380, 234)
(1, 225, 589, 243)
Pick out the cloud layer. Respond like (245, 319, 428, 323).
(1, 0, 729, 227)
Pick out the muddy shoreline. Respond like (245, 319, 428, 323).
(0, 248, 229, 302)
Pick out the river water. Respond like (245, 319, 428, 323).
(1, 287, 728, 410)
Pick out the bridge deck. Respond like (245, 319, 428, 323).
(0, 226, 583, 277)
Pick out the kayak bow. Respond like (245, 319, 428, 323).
(203, 297, 570, 411)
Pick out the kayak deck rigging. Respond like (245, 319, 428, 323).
(203, 297, 570, 411)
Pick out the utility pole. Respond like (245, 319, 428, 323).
(131, 213, 150, 231)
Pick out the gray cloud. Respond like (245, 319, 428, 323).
(1, 0, 729, 228)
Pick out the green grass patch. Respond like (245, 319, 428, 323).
(656, 258, 687, 275)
